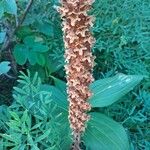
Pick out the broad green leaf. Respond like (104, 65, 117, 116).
(28, 51, 37, 65)
(23, 36, 49, 52)
(40, 84, 68, 110)
(32, 43, 49, 52)
(37, 55, 45, 66)
(59, 121, 72, 150)
(51, 76, 67, 96)
(16, 26, 32, 39)
(37, 54, 45, 66)
(83, 112, 130, 150)
(4, 0, 17, 15)
(89, 74, 143, 107)
(54, 111, 72, 150)
(0, 61, 11, 75)
(35, 20, 54, 36)
(0, 32, 6, 43)
(23, 36, 35, 47)
(13, 44, 28, 65)
(45, 54, 64, 74)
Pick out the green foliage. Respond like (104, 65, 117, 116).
(13, 36, 49, 66)
(40, 84, 67, 110)
(92, 0, 150, 78)
(1, 0, 64, 79)
(35, 20, 54, 37)
(0, 71, 71, 150)
(10, 71, 143, 149)
(0, 105, 9, 132)
(21, 0, 64, 76)
(90, 74, 143, 107)
(83, 113, 129, 150)
(0, 0, 150, 149)
(48, 73, 143, 149)
(0, 69, 145, 149)
(50, 76, 67, 96)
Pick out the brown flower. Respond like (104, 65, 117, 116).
(57, 0, 95, 149)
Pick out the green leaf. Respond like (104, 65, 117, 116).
(45, 56, 63, 74)
(16, 26, 32, 39)
(28, 51, 37, 65)
(37, 54, 45, 66)
(29, 65, 46, 82)
(13, 87, 27, 95)
(0, 32, 6, 43)
(21, 122, 28, 134)
(90, 74, 143, 107)
(32, 43, 49, 52)
(0, 61, 11, 75)
(27, 134, 40, 150)
(83, 112, 130, 150)
(23, 36, 35, 47)
(51, 76, 67, 96)
(7, 121, 21, 132)
(0, 105, 9, 123)
(35, 129, 51, 143)
(35, 20, 54, 36)
(0, 141, 16, 147)
(9, 111, 20, 121)
(31, 122, 42, 130)
(13, 44, 28, 65)
(21, 110, 28, 122)
(45, 146, 57, 150)
(4, 0, 17, 15)
(0, 134, 15, 142)
(24, 36, 49, 52)
(40, 84, 68, 110)
(0, 133, 21, 144)
(59, 120, 72, 150)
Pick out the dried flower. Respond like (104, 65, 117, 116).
(57, 0, 95, 149)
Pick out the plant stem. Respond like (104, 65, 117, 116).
(72, 132, 81, 150)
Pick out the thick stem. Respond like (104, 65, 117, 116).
(72, 132, 81, 150)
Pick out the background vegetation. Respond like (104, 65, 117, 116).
(0, 0, 150, 149)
